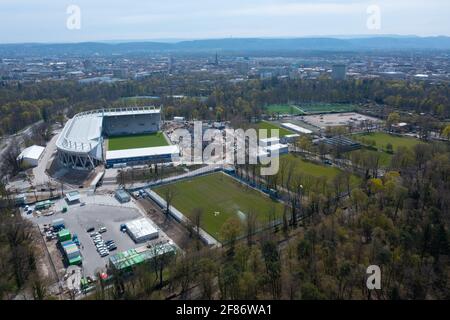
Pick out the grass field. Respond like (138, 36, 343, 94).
(353, 132, 422, 152)
(344, 148, 393, 168)
(154, 173, 285, 240)
(108, 132, 169, 151)
(278, 154, 361, 190)
(255, 121, 294, 137)
(298, 103, 357, 114)
(265, 104, 303, 115)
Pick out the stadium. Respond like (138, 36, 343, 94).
(56, 106, 179, 170)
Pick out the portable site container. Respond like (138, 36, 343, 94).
(52, 218, 65, 229)
(63, 243, 80, 260)
(58, 229, 71, 242)
(68, 255, 82, 266)
(35, 200, 53, 210)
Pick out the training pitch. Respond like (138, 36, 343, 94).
(278, 154, 361, 190)
(255, 121, 294, 137)
(354, 132, 423, 152)
(108, 132, 169, 151)
(265, 104, 303, 115)
(154, 172, 285, 240)
(298, 103, 357, 114)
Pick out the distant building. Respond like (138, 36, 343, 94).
(321, 136, 361, 152)
(332, 64, 347, 80)
(115, 189, 131, 203)
(17, 145, 45, 167)
(65, 190, 81, 204)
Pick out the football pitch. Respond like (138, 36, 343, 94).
(277, 154, 361, 190)
(108, 132, 169, 151)
(255, 121, 294, 137)
(298, 103, 357, 114)
(265, 104, 303, 115)
(153, 172, 285, 241)
(354, 132, 422, 152)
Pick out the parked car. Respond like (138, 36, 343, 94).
(107, 244, 117, 251)
(98, 227, 107, 233)
(86, 227, 95, 233)
(120, 224, 127, 232)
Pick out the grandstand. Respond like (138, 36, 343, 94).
(56, 106, 173, 170)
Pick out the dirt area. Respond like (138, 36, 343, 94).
(137, 198, 199, 251)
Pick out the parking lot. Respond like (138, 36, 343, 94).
(26, 193, 174, 277)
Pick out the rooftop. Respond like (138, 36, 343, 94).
(106, 145, 179, 161)
(17, 145, 45, 161)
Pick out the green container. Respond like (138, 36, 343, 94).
(58, 229, 71, 242)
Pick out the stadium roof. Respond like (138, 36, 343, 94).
(106, 145, 179, 161)
(56, 106, 161, 154)
(281, 123, 313, 134)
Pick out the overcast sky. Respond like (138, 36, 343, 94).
(1, 0, 449, 43)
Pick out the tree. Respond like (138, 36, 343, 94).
(163, 186, 177, 218)
(386, 112, 401, 132)
(442, 125, 450, 140)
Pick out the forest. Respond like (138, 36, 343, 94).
(0, 77, 449, 136)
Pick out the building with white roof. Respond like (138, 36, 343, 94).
(125, 218, 159, 243)
(281, 123, 313, 135)
(105, 145, 180, 168)
(17, 145, 45, 167)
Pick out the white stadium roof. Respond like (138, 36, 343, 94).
(56, 106, 161, 155)
(281, 123, 313, 134)
(106, 145, 180, 161)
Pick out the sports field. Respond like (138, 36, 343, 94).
(354, 132, 422, 152)
(265, 104, 303, 115)
(255, 121, 294, 137)
(277, 154, 361, 190)
(154, 172, 285, 240)
(298, 103, 357, 114)
(108, 132, 169, 151)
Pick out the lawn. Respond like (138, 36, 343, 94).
(353, 132, 422, 152)
(108, 132, 169, 151)
(277, 154, 361, 190)
(265, 104, 303, 115)
(344, 148, 393, 168)
(154, 172, 285, 240)
(298, 103, 357, 114)
(254, 121, 294, 137)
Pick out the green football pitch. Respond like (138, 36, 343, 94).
(154, 172, 285, 241)
(265, 104, 303, 115)
(255, 121, 294, 137)
(277, 154, 361, 191)
(353, 132, 422, 152)
(108, 132, 169, 151)
(298, 103, 357, 114)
